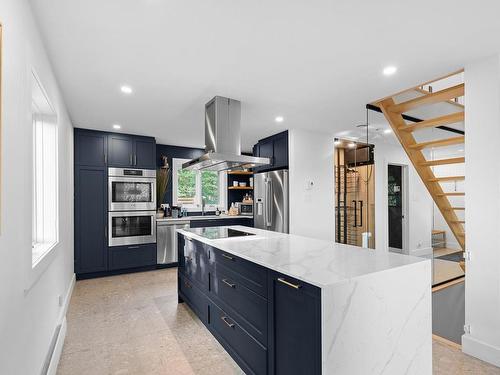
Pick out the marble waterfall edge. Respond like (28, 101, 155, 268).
(321, 260, 432, 374)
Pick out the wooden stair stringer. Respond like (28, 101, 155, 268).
(379, 98, 465, 250)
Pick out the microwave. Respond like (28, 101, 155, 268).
(108, 168, 156, 211)
(239, 202, 253, 216)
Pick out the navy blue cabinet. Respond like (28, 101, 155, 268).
(269, 272, 321, 375)
(107, 133, 156, 169)
(74, 128, 157, 278)
(178, 234, 322, 375)
(253, 131, 288, 172)
(108, 134, 134, 167)
(108, 243, 156, 271)
(75, 166, 108, 273)
(135, 138, 156, 168)
(75, 129, 107, 167)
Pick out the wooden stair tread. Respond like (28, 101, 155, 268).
(376, 74, 466, 252)
(409, 136, 464, 150)
(389, 84, 464, 113)
(419, 157, 465, 167)
(428, 176, 465, 182)
(399, 112, 464, 132)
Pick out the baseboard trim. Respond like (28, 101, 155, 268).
(46, 317, 67, 375)
(462, 334, 500, 368)
(43, 273, 75, 375)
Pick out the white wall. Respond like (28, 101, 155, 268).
(373, 140, 433, 255)
(462, 54, 500, 367)
(0, 1, 75, 374)
(289, 129, 334, 241)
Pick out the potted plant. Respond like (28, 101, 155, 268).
(156, 155, 170, 218)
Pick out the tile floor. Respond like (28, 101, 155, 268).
(58, 268, 500, 375)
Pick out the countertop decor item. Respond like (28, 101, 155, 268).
(157, 156, 170, 208)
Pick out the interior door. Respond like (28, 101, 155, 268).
(388, 164, 403, 250)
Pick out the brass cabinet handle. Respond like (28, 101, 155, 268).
(277, 277, 301, 290)
(222, 279, 236, 288)
(222, 253, 234, 261)
(221, 316, 235, 328)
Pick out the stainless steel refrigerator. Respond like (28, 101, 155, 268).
(254, 169, 289, 233)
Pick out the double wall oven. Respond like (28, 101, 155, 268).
(108, 168, 157, 247)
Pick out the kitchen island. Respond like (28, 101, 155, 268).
(177, 226, 431, 375)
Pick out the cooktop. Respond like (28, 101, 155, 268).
(186, 227, 255, 240)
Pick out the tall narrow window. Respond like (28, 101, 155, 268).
(32, 72, 58, 266)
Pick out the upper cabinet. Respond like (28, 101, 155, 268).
(134, 138, 156, 168)
(108, 134, 135, 167)
(75, 129, 156, 170)
(75, 129, 107, 167)
(253, 130, 288, 172)
(108, 134, 156, 169)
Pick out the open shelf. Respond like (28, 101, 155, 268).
(228, 186, 253, 190)
(227, 171, 254, 175)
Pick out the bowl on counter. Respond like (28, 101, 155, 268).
(239, 182, 247, 187)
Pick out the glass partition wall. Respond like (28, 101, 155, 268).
(334, 140, 375, 249)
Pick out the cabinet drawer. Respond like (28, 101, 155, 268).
(108, 243, 156, 270)
(210, 247, 268, 298)
(179, 237, 209, 289)
(210, 302, 267, 375)
(179, 274, 208, 324)
(211, 263, 268, 345)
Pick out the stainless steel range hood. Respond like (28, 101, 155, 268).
(182, 96, 271, 172)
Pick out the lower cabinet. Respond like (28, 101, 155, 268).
(268, 272, 322, 375)
(177, 235, 322, 375)
(108, 243, 156, 271)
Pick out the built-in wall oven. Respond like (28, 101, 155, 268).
(108, 168, 156, 211)
(108, 211, 156, 247)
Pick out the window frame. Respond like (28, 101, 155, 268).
(31, 70, 59, 268)
(172, 158, 227, 211)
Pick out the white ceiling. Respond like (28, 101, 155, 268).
(30, 0, 500, 151)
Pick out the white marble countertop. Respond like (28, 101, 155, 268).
(157, 214, 253, 223)
(177, 225, 428, 288)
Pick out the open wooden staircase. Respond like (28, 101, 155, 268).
(375, 74, 465, 250)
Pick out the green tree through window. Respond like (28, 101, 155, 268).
(201, 171, 219, 205)
(177, 169, 196, 205)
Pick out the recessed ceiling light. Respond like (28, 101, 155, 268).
(383, 66, 397, 76)
(120, 85, 133, 94)
(275, 116, 284, 123)
(348, 142, 356, 148)
(384, 128, 393, 134)
(112, 124, 122, 129)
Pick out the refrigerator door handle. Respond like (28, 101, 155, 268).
(266, 179, 273, 227)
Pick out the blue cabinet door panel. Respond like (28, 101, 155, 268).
(210, 301, 267, 375)
(75, 167, 107, 273)
(269, 271, 321, 375)
(75, 130, 107, 167)
(108, 134, 134, 167)
(108, 244, 156, 270)
(134, 138, 156, 168)
(211, 263, 268, 345)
